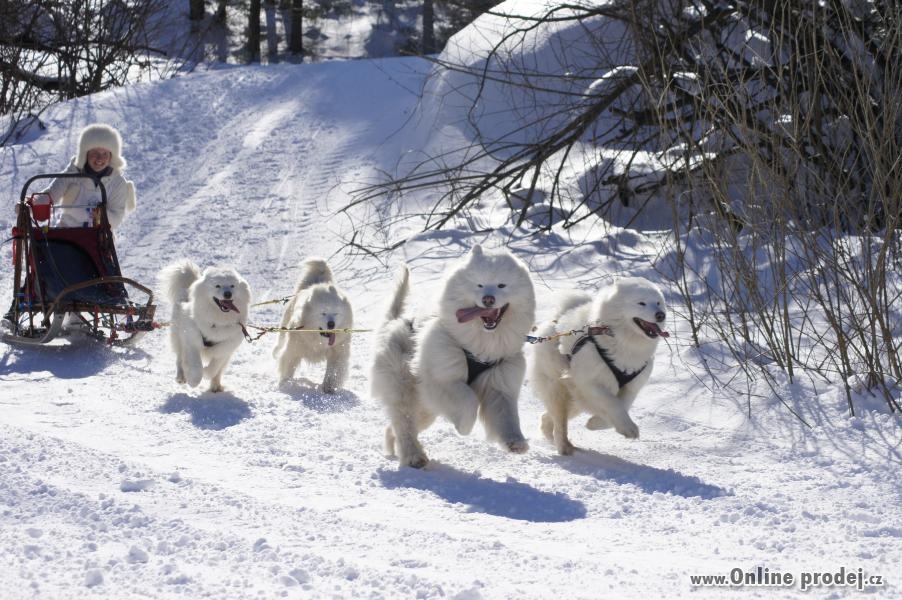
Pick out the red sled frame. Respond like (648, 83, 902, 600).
(3, 173, 156, 346)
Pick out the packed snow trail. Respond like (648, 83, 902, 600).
(0, 59, 899, 599)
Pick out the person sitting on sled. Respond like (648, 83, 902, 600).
(2, 124, 137, 326)
(41, 123, 137, 229)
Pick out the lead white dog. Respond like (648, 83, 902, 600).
(371, 245, 536, 468)
(159, 260, 251, 393)
(272, 258, 352, 393)
(531, 277, 669, 455)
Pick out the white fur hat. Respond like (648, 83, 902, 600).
(77, 123, 126, 171)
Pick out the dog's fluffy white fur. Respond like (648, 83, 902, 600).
(272, 258, 353, 393)
(530, 277, 669, 455)
(371, 245, 536, 468)
(159, 260, 251, 393)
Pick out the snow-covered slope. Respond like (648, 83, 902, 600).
(0, 55, 899, 600)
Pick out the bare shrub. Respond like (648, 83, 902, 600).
(345, 0, 901, 413)
(0, 0, 179, 145)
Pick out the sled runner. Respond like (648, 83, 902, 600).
(2, 173, 155, 346)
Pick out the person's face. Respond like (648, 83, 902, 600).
(86, 148, 111, 171)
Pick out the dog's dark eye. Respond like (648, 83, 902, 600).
(638, 302, 646, 306)
(216, 285, 221, 289)
(477, 284, 483, 288)
(498, 284, 506, 288)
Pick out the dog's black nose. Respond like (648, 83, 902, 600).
(223, 290, 232, 299)
(327, 320, 335, 329)
(655, 311, 666, 322)
(482, 295, 495, 307)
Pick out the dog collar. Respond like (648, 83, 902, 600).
(568, 335, 645, 389)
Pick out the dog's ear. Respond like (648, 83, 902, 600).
(238, 278, 251, 304)
(468, 244, 484, 260)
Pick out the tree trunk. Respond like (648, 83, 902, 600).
(288, 0, 303, 55)
(248, 0, 261, 62)
(189, 0, 204, 21)
(216, 0, 227, 22)
(422, 0, 434, 55)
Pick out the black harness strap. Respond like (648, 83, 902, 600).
(568, 335, 645, 389)
(464, 350, 499, 385)
(203, 322, 252, 346)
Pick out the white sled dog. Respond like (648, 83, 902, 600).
(371, 245, 535, 468)
(272, 258, 353, 393)
(531, 277, 669, 455)
(160, 260, 251, 393)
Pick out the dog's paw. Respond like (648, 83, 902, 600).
(175, 374, 186, 384)
(320, 383, 337, 395)
(186, 371, 202, 387)
(506, 438, 529, 454)
(540, 413, 554, 440)
(556, 440, 576, 455)
(208, 383, 224, 393)
(402, 452, 429, 469)
(586, 415, 612, 430)
(615, 419, 640, 439)
(452, 407, 478, 436)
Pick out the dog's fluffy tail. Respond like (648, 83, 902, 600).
(159, 259, 201, 305)
(556, 290, 592, 318)
(295, 258, 334, 292)
(383, 266, 410, 323)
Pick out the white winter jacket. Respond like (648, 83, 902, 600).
(43, 158, 137, 229)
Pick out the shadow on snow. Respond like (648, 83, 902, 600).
(278, 377, 360, 413)
(547, 449, 731, 499)
(159, 392, 252, 430)
(377, 462, 587, 523)
(0, 339, 123, 379)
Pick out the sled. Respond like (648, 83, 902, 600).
(2, 173, 156, 346)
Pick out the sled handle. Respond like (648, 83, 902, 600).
(20, 173, 108, 206)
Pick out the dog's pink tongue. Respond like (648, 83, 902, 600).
(456, 306, 497, 323)
(215, 298, 240, 313)
(327, 332, 336, 346)
(652, 323, 670, 338)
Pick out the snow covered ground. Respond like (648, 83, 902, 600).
(0, 29, 899, 600)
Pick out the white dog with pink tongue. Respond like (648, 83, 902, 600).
(159, 260, 251, 393)
(273, 258, 353, 393)
(371, 245, 536, 468)
(531, 277, 669, 455)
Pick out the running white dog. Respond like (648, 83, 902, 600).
(159, 260, 251, 393)
(531, 277, 669, 455)
(272, 258, 353, 393)
(371, 245, 535, 468)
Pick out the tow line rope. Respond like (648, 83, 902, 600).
(250, 296, 293, 308)
(246, 296, 616, 345)
(525, 324, 612, 344)
(150, 321, 612, 345)
(148, 320, 372, 343)
(242, 324, 373, 342)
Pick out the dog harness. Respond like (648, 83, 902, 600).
(464, 350, 500, 385)
(202, 323, 253, 347)
(568, 334, 645, 389)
